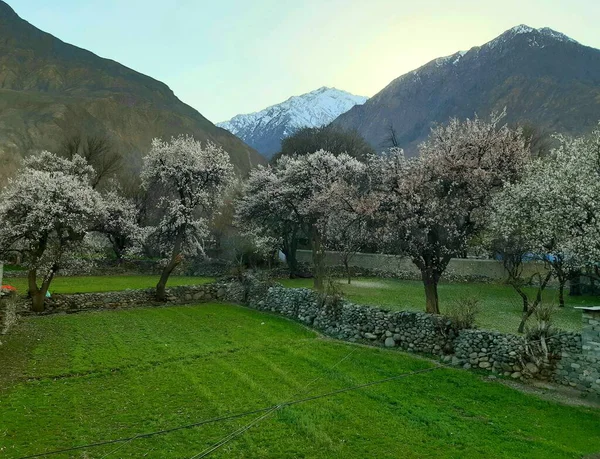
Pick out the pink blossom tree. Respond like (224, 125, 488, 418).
(141, 135, 234, 301)
(375, 114, 529, 314)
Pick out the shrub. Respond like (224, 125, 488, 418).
(319, 277, 344, 309)
(444, 297, 480, 330)
(526, 303, 558, 340)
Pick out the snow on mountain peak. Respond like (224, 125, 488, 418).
(217, 87, 367, 158)
(487, 24, 578, 49)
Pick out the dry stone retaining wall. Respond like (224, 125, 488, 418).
(5, 277, 599, 395)
(18, 284, 228, 315)
(0, 294, 18, 336)
(228, 278, 599, 396)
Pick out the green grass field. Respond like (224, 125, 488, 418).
(3, 275, 214, 295)
(279, 278, 598, 334)
(1, 304, 599, 458)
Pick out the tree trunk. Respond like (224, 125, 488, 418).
(28, 269, 45, 312)
(342, 256, 351, 284)
(569, 270, 582, 296)
(518, 308, 535, 333)
(286, 249, 299, 279)
(156, 230, 185, 302)
(510, 284, 529, 313)
(558, 278, 566, 308)
(517, 270, 553, 333)
(31, 291, 46, 313)
(28, 268, 38, 299)
(156, 259, 181, 302)
(28, 268, 56, 312)
(421, 269, 440, 315)
(283, 233, 299, 278)
(311, 228, 325, 291)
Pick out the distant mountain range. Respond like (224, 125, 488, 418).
(333, 25, 600, 154)
(0, 0, 265, 185)
(218, 87, 367, 158)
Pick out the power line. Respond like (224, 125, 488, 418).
(188, 347, 361, 459)
(18, 329, 572, 459)
(18, 364, 444, 459)
(185, 329, 578, 458)
(187, 364, 445, 458)
(17, 407, 275, 459)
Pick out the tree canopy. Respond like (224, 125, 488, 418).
(273, 125, 376, 163)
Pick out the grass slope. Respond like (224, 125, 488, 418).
(1, 304, 599, 458)
(279, 278, 598, 334)
(4, 275, 214, 295)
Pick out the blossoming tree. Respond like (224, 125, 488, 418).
(0, 152, 106, 311)
(375, 114, 529, 314)
(95, 187, 144, 262)
(236, 150, 367, 289)
(235, 166, 303, 277)
(490, 124, 600, 331)
(141, 135, 234, 301)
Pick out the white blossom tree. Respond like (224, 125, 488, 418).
(94, 187, 144, 262)
(321, 171, 376, 284)
(0, 152, 106, 311)
(490, 124, 600, 331)
(375, 113, 529, 314)
(141, 135, 234, 300)
(237, 150, 367, 289)
(235, 166, 303, 277)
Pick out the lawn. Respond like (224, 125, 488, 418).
(3, 275, 215, 295)
(278, 278, 599, 334)
(1, 304, 599, 458)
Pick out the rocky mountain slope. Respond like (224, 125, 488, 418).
(333, 25, 600, 154)
(0, 1, 265, 185)
(218, 87, 367, 158)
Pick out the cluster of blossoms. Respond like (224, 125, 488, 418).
(489, 124, 600, 328)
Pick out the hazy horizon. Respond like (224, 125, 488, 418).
(11, 0, 600, 123)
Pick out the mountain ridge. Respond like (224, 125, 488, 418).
(333, 25, 600, 153)
(0, 0, 265, 185)
(218, 87, 367, 158)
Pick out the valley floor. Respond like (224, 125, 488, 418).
(1, 303, 599, 458)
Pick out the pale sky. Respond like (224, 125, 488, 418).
(11, 0, 600, 123)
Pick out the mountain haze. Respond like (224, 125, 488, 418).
(218, 87, 367, 158)
(0, 1, 265, 184)
(333, 25, 600, 153)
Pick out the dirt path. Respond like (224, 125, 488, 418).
(485, 375, 600, 409)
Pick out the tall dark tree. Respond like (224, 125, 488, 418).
(273, 125, 375, 163)
(59, 133, 122, 189)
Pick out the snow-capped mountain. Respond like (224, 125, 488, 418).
(334, 25, 600, 155)
(218, 87, 368, 158)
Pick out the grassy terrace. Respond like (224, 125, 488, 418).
(279, 278, 598, 334)
(4, 275, 215, 295)
(1, 304, 599, 458)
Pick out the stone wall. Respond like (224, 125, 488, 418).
(19, 284, 228, 315)
(295, 250, 550, 282)
(248, 286, 455, 355)
(0, 294, 18, 336)
(7, 275, 599, 395)
(554, 308, 600, 393)
(226, 276, 599, 396)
